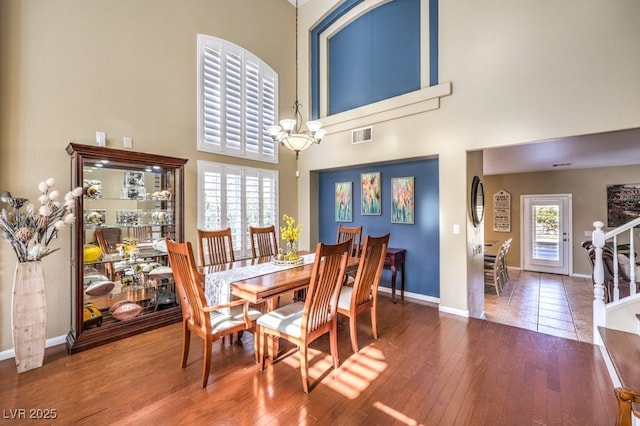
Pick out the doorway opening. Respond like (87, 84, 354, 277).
(521, 194, 572, 275)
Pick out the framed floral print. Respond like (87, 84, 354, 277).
(335, 182, 353, 222)
(391, 176, 414, 224)
(361, 172, 381, 215)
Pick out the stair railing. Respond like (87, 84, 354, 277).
(592, 218, 640, 344)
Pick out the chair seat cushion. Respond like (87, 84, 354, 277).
(338, 286, 353, 311)
(209, 305, 262, 334)
(256, 301, 304, 338)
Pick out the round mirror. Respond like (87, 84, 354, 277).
(471, 176, 484, 227)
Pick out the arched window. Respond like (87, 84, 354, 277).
(197, 35, 278, 163)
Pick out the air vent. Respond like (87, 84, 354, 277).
(352, 126, 373, 144)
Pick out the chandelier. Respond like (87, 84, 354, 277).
(267, 0, 325, 159)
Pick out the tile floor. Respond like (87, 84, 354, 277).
(484, 269, 595, 344)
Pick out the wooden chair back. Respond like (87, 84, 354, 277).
(249, 225, 278, 259)
(336, 225, 363, 258)
(127, 225, 153, 242)
(197, 228, 235, 266)
(257, 238, 351, 392)
(94, 227, 122, 280)
(166, 238, 258, 388)
(302, 239, 352, 338)
(337, 233, 389, 353)
(165, 239, 203, 330)
(94, 227, 122, 254)
(350, 233, 390, 309)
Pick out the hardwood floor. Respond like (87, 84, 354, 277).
(484, 269, 595, 344)
(0, 293, 615, 425)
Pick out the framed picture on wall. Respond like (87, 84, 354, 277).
(361, 172, 381, 215)
(607, 183, 640, 227)
(391, 176, 414, 224)
(335, 182, 353, 222)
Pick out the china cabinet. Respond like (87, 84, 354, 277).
(66, 143, 187, 353)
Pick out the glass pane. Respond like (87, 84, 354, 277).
(532, 204, 559, 261)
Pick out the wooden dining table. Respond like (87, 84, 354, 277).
(199, 253, 359, 358)
(199, 253, 359, 310)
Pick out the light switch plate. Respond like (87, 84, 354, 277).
(123, 137, 132, 149)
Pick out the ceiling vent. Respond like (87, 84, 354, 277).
(352, 126, 373, 144)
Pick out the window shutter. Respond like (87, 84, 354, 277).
(245, 60, 261, 158)
(197, 34, 278, 163)
(201, 165, 222, 230)
(225, 168, 243, 254)
(198, 161, 278, 259)
(202, 47, 223, 151)
(224, 48, 243, 155)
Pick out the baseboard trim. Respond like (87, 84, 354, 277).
(378, 286, 440, 305)
(439, 305, 470, 318)
(0, 334, 67, 362)
(571, 273, 592, 279)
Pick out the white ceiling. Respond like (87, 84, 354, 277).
(482, 127, 640, 175)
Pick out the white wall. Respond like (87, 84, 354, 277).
(298, 0, 640, 314)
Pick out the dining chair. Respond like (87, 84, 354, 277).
(336, 225, 363, 258)
(249, 225, 278, 259)
(499, 238, 513, 283)
(94, 227, 122, 281)
(256, 239, 351, 393)
(337, 233, 390, 353)
(126, 225, 154, 242)
(484, 244, 506, 295)
(197, 228, 235, 267)
(336, 225, 363, 286)
(165, 238, 262, 388)
(484, 238, 512, 295)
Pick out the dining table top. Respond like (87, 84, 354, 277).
(199, 253, 359, 305)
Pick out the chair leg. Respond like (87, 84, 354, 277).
(348, 315, 359, 353)
(300, 345, 310, 393)
(181, 321, 191, 368)
(253, 331, 259, 364)
(371, 303, 378, 340)
(330, 326, 340, 369)
(201, 335, 213, 388)
(258, 326, 266, 371)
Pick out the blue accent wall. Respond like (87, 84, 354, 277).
(328, 0, 420, 115)
(318, 158, 440, 298)
(311, 0, 439, 119)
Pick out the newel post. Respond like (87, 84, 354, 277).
(592, 221, 606, 345)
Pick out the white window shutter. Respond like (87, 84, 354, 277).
(197, 34, 278, 163)
(198, 160, 278, 259)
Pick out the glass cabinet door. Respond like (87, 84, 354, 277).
(66, 143, 187, 353)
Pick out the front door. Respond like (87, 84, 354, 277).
(522, 194, 572, 275)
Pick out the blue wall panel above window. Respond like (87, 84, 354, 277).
(328, 0, 421, 115)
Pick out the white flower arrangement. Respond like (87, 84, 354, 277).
(0, 178, 82, 262)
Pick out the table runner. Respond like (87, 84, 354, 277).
(204, 253, 316, 310)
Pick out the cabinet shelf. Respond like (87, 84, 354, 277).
(66, 143, 187, 354)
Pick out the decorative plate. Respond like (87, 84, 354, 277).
(272, 257, 304, 266)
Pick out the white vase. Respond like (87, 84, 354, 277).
(11, 261, 47, 373)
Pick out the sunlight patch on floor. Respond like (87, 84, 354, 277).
(326, 346, 387, 399)
(373, 401, 422, 425)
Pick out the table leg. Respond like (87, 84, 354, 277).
(400, 261, 405, 301)
(391, 264, 397, 303)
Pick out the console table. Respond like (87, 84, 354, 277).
(385, 248, 406, 303)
